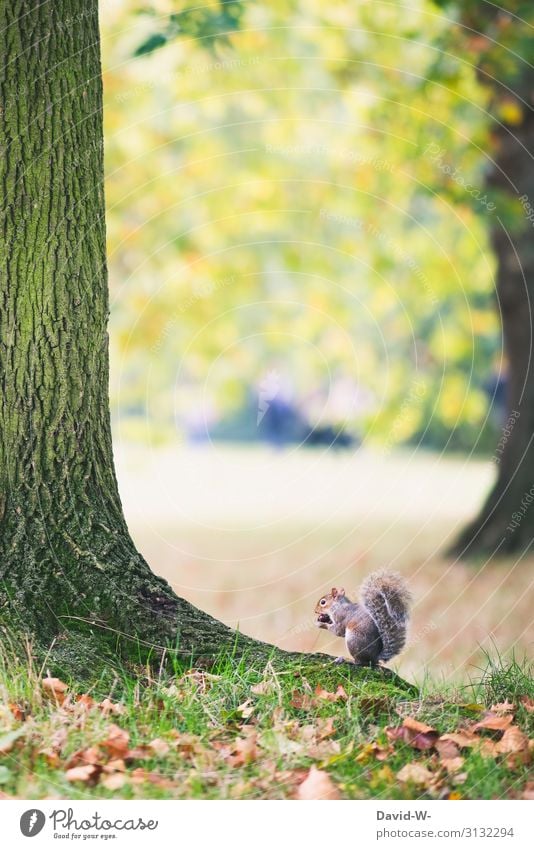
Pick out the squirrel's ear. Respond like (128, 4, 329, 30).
(338, 588, 345, 597)
(331, 587, 337, 597)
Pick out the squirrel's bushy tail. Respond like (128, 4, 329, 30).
(360, 571, 411, 661)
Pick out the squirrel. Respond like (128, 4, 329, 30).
(314, 571, 411, 666)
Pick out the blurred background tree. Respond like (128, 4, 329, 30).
(101, 0, 533, 555)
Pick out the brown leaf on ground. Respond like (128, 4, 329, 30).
(473, 712, 513, 733)
(101, 772, 127, 791)
(65, 764, 100, 784)
(403, 717, 435, 734)
(314, 685, 348, 702)
(103, 758, 126, 773)
(495, 726, 529, 755)
(490, 701, 515, 714)
(316, 716, 336, 740)
(441, 757, 465, 773)
(98, 698, 126, 717)
(8, 703, 26, 722)
(101, 724, 130, 758)
(396, 763, 434, 786)
(65, 746, 103, 769)
(129, 768, 174, 788)
(226, 732, 259, 767)
(436, 739, 461, 761)
(520, 696, 534, 714)
(387, 718, 439, 751)
(290, 691, 314, 710)
(148, 738, 170, 757)
(522, 782, 534, 800)
(440, 731, 479, 748)
(297, 766, 340, 800)
(42, 678, 68, 704)
(477, 738, 498, 759)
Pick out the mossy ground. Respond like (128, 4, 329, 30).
(0, 644, 531, 800)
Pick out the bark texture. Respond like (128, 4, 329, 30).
(452, 33, 534, 557)
(0, 2, 414, 694)
(0, 0, 249, 671)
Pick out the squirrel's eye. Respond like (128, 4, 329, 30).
(320, 599, 326, 606)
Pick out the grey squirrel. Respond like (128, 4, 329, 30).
(315, 571, 411, 666)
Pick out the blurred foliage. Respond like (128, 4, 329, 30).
(101, 0, 531, 450)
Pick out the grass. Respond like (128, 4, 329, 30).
(0, 645, 532, 800)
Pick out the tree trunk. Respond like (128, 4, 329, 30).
(0, 2, 414, 695)
(451, 33, 534, 557)
(0, 0, 250, 673)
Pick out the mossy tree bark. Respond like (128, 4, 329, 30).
(0, 0, 252, 671)
(0, 1, 412, 691)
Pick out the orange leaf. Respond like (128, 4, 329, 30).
(42, 677, 68, 704)
(102, 724, 130, 758)
(473, 713, 513, 733)
(403, 717, 435, 734)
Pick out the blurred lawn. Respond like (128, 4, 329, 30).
(115, 443, 533, 683)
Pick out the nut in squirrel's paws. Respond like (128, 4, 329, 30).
(316, 612, 332, 628)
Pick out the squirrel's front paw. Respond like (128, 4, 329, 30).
(334, 656, 347, 665)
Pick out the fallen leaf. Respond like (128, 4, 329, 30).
(98, 698, 125, 717)
(227, 733, 259, 767)
(403, 717, 435, 734)
(522, 781, 534, 800)
(65, 764, 99, 783)
(101, 724, 129, 758)
(436, 739, 461, 761)
(448, 791, 462, 800)
(314, 685, 347, 702)
(441, 757, 465, 773)
(490, 701, 515, 714)
(440, 731, 479, 748)
(297, 766, 340, 800)
(65, 746, 103, 769)
(387, 718, 439, 750)
(473, 713, 513, 733)
(103, 759, 126, 773)
(396, 763, 434, 785)
(316, 716, 336, 740)
(8, 703, 26, 722)
(480, 739, 499, 758)
(290, 691, 313, 710)
(42, 677, 68, 704)
(101, 772, 126, 790)
(520, 696, 534, 714)
(495, 726, 529, 755)
(148, 738, 170, 757)
(75, 694, 95, 711)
